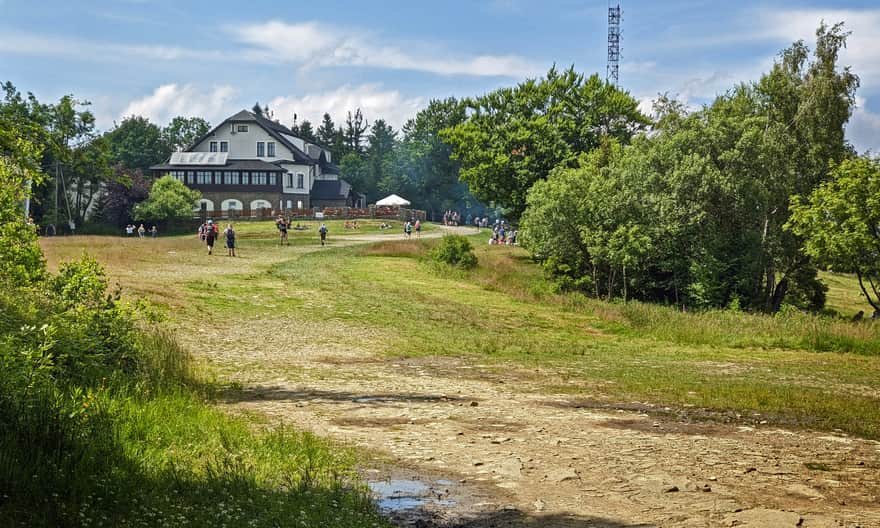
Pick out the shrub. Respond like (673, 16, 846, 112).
(430, 235, 478, 269)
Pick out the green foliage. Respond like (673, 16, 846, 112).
(133, 175, 201, 223)
(788, 156, 880, 312)
(161, 115, 211, 153)
(521, 24, 859, 311)
(105, 115, 169, 170)
(430, 234, 478, 269)
(442, 66, 649, 219)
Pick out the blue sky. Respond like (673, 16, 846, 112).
(1, 0, 878, 152)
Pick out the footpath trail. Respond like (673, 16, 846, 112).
(169, 227, 880, 528)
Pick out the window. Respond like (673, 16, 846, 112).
(266, 142, 275, 157)
(220, 141, 229, 153)
(256, 142, 265, 157)
(187, 172, 195, 184)
(209, 141, 218, 152)
(237, 124, 249, 133)
(252, 172, 267, 185)
(268, 174, 276, 186)
(286, 173, 293, 188)
(223, 171, 240, 185)
(296, 173, 304, 189)
(286, 200, 293, 209)
(197, 171, 212, 184)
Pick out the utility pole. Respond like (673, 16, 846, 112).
(607, 2, 622, 86)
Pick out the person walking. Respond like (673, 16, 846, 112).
(319, 223, 328, 246)
(205, 220, 217, 255)
(276, 216, 289, 245)
(414, 219, 421, 239)
(224, 223, 236, 257)
(150, 225, 158, 238)
(137, 224, 145, 238)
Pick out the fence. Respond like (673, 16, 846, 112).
(195, 205, 426, 222)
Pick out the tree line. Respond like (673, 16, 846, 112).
(446, 23, 872, 313)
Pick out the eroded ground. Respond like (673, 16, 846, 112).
(42, 229, 880, 527)
(180, 315, 880, 528)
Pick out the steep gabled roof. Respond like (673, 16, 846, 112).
(184, 110, 315, 164)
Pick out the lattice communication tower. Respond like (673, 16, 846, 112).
(607, 3, 621, 85)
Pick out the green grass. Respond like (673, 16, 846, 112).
(821, 270, 876, 317)
(39, 232, 880, 444)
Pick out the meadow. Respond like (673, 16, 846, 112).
(41, 222, 880, 443)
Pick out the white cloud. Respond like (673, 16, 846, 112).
(119, 84, 238, 126)
(757, 9, 880, 83)
(268, 84, 426, 131)
(848, 97, 880, 154)
(0, 30, 224, 62)
(233, 20, 542, 78)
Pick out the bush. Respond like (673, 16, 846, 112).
(430, 235, 478, 269)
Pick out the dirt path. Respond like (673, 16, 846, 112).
(181, 303, 880, 527)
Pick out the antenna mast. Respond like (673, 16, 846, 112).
(607, 2, 622, 85)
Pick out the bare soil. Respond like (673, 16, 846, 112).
(181, 316, 880, 528)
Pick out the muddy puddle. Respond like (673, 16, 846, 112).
(368, 478, 456, 513)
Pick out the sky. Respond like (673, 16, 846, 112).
(1, 0, 878, 153)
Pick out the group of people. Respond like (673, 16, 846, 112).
(343, 220, 361, 230)
(198, 220, 236, 256)
(442, 210, 461, 226)
(125, 224, 157, 238)
(403, 219, 422, 239)
(489, 220, 517, 245)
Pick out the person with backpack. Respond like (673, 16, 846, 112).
(224, 223, 236, 257)
(318, 223, 328, 246)
(205, 220, 217, 255)
(414, 219, 421, 239)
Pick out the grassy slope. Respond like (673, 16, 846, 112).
(41, 228, 880, 443)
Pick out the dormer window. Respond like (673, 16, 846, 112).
(237, 124, 249, 133)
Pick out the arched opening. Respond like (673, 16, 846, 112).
(250, 199, 272, 218)
(195, 198, 215, 212)
(221, 199, 243, 218)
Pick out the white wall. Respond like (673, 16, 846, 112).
(280, 163, 310, 195)
(193, 121, 294, 162)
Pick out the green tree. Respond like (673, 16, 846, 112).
(788, 157, 880, 312)
(316, 113, 336, 146)
(105, 115, 168, 170)
(133, 175, 200, 224)
(442, 66, 649, 219)
(162, 116, 210, 152)
(0, 113, 45, 286)
(401, 97, 473, 219)
(291, 120, 317, 142)
(343, 109, 368, 156)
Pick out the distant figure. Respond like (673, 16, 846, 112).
(126, 224, 134, 236)
(137, 224, 145, 238)
(205, 220, 217, 255)
(414, 219, 421, 239)
(319, 223, 328, 246)
(404, 221, 412, 239)
(852, 310, 864, 322)
(224, 223, 236, 257)
(150, 225, 158, 238)
(276, 216, 289, 245)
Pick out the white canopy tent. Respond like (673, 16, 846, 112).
(375, 194, 411, 207)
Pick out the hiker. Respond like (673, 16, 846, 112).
(224, 223, 236, 257)
(137, 224, 145, 238)
(150, 225, 158, 238)
(414, 219, 421, 239)
(205, 220, 217, 255)
(198, 223, 206, 241)
(276, 216, 289, 245)
(125, 224, 134, 236)
(319, 223, 328, 246)
(404, 221, 412, 239)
